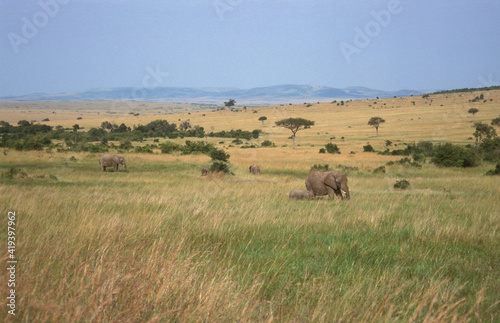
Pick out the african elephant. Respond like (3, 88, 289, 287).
(305, 170, 350, 200)
(289, 189, 315, 200)
(249, 165, 260, 175)
(99, 154, 128, 172)
(201, 167, 209, 176)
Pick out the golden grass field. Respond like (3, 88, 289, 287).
(0, 91, 499, 321)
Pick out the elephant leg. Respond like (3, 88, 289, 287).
(102, 166, 106, 172)
(326, 187, 335, 200)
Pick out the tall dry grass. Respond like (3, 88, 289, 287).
(0, 149, 498, 321)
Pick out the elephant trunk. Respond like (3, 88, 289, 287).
(123, 161, 128, 172)
(342, 183, 350, 200)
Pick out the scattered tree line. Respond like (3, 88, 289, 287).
(0, 119, 261, 152)
(429, 85, 500, 96)
(363, 121, 499, 167)
(207, 129, 261, 140)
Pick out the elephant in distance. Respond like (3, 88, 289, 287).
(99, 154, 128, 172)
(249, 165, 260, 175)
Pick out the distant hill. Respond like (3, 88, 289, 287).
(0, 85, 426, 104)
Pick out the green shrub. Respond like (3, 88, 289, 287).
(485, 163, 500, 175)
(159, 141, 181, 154)
(325, 143, 340, 154)
(261, 140, 275, 147)
(181, 141, 214, 155)
(209, 161, 231, 174)
(412, 152, 426, 164)
(394, 179, 411, 190)
(373, 166, 386, 174)
(363, 144, 375, 152)
(210, 149, 230, 162)
(319, 148, 326, 154)
(479, 137, 500, 162)
(134, 145, 154, 153)
(431, 143, 480, 167)
(119, 140, 133, 150)
(310, 164, 329, 171)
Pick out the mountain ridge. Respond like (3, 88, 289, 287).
(0, 85, 427, 104)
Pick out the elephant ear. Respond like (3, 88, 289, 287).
(324, 174, 338, 190)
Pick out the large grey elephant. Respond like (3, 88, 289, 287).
(249, 165, 260, 175)
(99, 154, 128, 172)
(201, 167, 209, 176)
(289, 189, 315, 200)
(305, 170, 350, 200)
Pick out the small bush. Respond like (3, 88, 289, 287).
(209, 161, 231, 174)
(394, 179, 411, 190)
(373, 166, 386, 174)
(319, 148, 326, 154)
(412, 153, 426, 164)
(119, 140, 133, 150)
(181, 141, 214, 155)
(325, 143, 340, 154)
(210, 149, 230, 162)
(159, 141, 181, 154)
(135, 145, 154, 153)
(310, 164, 329, 172)
(261, 140, 275, 147)
(363, 144, 375, 152)
(485, 163, 500, 175)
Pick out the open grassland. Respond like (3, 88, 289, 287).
(0, 91, 499, 321)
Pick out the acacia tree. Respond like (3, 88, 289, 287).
(224, 99, 236, 109)
(275, 117, 315, 149)
(468, 108, 479, 121)
(179, 120, 192, 131)
(473, 122, 497, 148)
(368, 117, 385, 136)
(258, 116, 267, 126)
(491, 116, 500, 127)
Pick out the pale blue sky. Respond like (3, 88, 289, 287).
(1, 0, 499, 97)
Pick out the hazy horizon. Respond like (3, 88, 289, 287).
(1, 0, 500, 97)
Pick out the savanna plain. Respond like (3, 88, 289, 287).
(0, 91, 499, 322)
